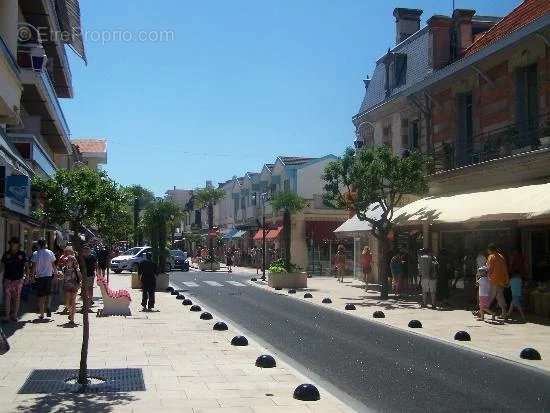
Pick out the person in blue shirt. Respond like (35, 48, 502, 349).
(505, 272, 526, 322)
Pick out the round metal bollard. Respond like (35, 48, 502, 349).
(520, 348, 542, 361)
(255, 355, 276, 368)
(251, 277, 257, 282)
(166, 287, 174, 293)
(200, 312, 213, 320)
(170, 290, 178, 296)
(408, 320, 422, 328)
(231, 336, 248, 346)
(213, 321, 228, 331)
(293, 384, 320, 401)
(373, 310, 385, 318)
(303, 293, 313, 299)
(190, 305, 202, 312)
(322, 298, 332, 304)
(275, 287, 282, 290)
(454, 331, 471, 341)
(288, 289, 296, 294)
(176, 294, 185, 300)
(182, 299, 192, 306)
(345, 303, 356, 311)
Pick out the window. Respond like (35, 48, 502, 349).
(283, 179, 290, 192)
(515, 64, 538, 143)
(384, 52, 407, 96)
(410, 120, 420, 150)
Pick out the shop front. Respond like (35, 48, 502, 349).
(305, 220, 345, 276)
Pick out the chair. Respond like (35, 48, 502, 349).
(96, 275, 131, 316)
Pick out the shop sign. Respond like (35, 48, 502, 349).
(5, 175, 30, 215)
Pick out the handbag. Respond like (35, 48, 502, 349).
(0, 327, 10, 355)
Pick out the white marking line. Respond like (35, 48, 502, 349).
(182, 281, 199, 287)
(204, 281, 223, 287)
(226, 281, 245, 287)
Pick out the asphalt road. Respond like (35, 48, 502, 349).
(170, 269, 550, 412)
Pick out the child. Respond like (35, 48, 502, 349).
(506, 273, 526, 322)
(476, 266, 495, 321)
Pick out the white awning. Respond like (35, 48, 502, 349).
(334, 204, 385, 237)
(392, 183, 550, 225)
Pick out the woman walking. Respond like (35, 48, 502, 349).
(335, 245, 346, 283)
(60, 246, 81, 326)
(361, 246, 373, 290)
(226, 249, 234, 273)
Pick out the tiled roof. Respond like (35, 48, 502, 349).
(357, 27, 431, 116)
(72, 138, 106, 153)
(278, 156, 316, 166)
(465, 0, 550, 57)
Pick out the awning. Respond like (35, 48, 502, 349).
(232, 230, 247, 239)
(392, 183, 550, 225)
(266, 227, 283, 240)
(253, 229, 264, 241)
(334, 204, 385, 237)
(222, 229, 239, 240)
(55, 0, 87, 63)
(305, 221, 343, 241)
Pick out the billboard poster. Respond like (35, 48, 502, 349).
(5, 174, 30, 216)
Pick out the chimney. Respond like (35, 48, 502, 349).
(427, 15, 452, 69)
(393, 8, 423, 44)
(452, 9, 476, 57)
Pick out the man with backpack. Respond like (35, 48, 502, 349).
(418, 248, 438, 308)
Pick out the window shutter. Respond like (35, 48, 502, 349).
(395, 54, 407, 87)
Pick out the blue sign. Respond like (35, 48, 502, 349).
(6, 175, 29, 212)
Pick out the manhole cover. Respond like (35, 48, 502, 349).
(19, 369, 145, 394)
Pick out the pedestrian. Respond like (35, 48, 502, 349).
(476, 266, 495, 321)
(436, 249, 451, 306)
(361, 246, 373, 290)
(81, 245, 97, 305)
(226, 249, 234, 273)
(390, 252, 405, 296)
(505, 272, 526, 322)
(486, 243, 509, 318)
(30, 239, 56, 319)
(1, 237, 28, 322)
(476, 249, 487, 270)
(59, 246, 81, 326)
(139, 253, 157, 311)
(335, 245, 346, 283)
(418, 248, 437, 308)
(96, 244, 109, 279)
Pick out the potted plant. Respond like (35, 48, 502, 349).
(199, 255, 221, 272)
(267, 258, 307, 289)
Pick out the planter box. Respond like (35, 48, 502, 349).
(131, 272, 169, 291)
(199, 261, 221, 271)
(268, 272, 308, 289)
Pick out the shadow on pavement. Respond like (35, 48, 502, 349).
(14, 392, 137, 412)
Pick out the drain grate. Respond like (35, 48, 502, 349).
(18, 368, 146, 394)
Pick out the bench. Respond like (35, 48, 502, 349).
(96, 275, 131, 316)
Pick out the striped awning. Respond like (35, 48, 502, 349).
(55, 0, 87, 63)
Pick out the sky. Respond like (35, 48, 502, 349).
(61, 0, 520, 196)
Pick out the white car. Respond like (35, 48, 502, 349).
(110, 247, 175, 273)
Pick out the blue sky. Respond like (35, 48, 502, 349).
(61, 0, 520, 195)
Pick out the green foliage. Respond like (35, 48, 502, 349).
(125, 185, 155, 209)
(32, 167, 130, 244)
(270, 191, 306, 213)
(268, 258, 299, 273)
(193, 186, 226, 208)
(323, 145, 429, 237)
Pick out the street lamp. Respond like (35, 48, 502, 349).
(17, 23, 48, 72)
(254, 192, 270, 281)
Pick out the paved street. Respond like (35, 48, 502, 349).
(171, 269, 550, 412)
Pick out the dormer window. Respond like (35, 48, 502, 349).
(384, 52, 408, 96)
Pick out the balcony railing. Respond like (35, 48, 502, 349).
(430, 113, 550, 174)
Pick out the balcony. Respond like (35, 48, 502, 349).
(429, 113, 550, 195)
(7, 133, 57, 177)
(0, 35, 22, 124)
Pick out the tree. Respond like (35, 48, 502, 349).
(193, 186, 226, 260)
(323, 146, 429, 299)
(125, 185, 155, 246)
(142, 199, 182, 270)
(271, 191, 306, 272)
(32, 167, 129, 386)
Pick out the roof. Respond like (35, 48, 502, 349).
(465, 0, 550, 57)
(72, 139, 107, 154)
(357, 27, 431, 116)
(277, 156, 316, 166)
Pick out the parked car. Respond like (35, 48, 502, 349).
(111, 247, 175, 273)
(170, 249, 190, 271)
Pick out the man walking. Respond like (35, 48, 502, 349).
(31, 239, 56, 319)
(2, 237, 28, 322)
(139, 253, 157, 311)
(418, 248, 437, 308)
(487, 243, 509, 317)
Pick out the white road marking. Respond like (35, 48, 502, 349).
(226, 281, 245, 286)
(204, 281, 223, 287)
(182, 281, 199, 287)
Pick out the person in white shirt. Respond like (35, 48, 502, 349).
(31, 239, 57, 320)
(476, 266, 495, 321)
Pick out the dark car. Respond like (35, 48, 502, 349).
(170, 250, 190, 271)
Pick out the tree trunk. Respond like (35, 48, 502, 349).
(159, 221, 167, 272)
(283, 208, 291, 271)
(208, 202, 214, 259)
(377, 234, 391, 300)
(73, 222, 89, 386)
(133, 198, 140, 246)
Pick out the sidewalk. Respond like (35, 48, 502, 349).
(0, 275, 352, 413)
(250, 275, 550, 372)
